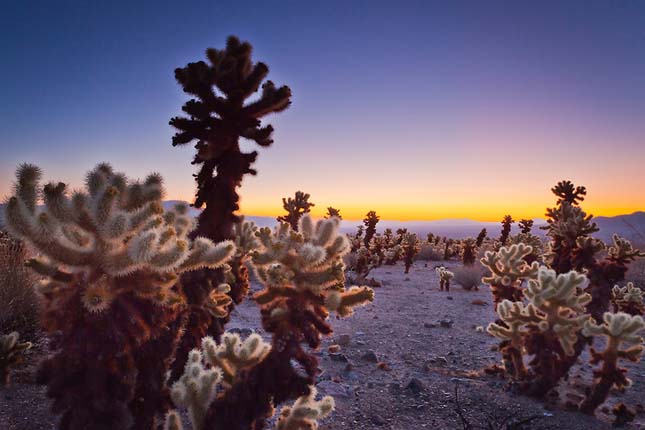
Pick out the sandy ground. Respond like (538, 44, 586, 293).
(2, 261, 644, 430)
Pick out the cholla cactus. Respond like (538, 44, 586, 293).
(612, 283, 644, 315)
(475, 228, 487, 247)
(488, 267, 592, 395)
(169, 333, 271, 430)
(461, 238, 477, 266)
(518, 219, 534, 234)
(325, 207, 341, 220)
(187, 214, 373, 430)
(169, 36, 291, 390)
(277, 191, 315, 231)
(384, 244, 402, 265)
(480, 244, 539, 305)
(3, 163, 235, 430)
(499, 215, 514, 247)
(0, 331, 32, 386)
(402, 233, 419, 274)
(276, 386, 335, 430)
(171, 348, 222, 430)
(508, 232, 542, 264)
(579, 313, 644, 414)
(369, 234, 386, 266)
(436, 267, 454, 291)
(362, 211, 379, 247)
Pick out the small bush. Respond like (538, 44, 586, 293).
(415, 244, 442, 261)
(453, 265, 484, 291)
(0, 231, 39, 339)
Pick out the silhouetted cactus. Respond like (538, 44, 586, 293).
(396, 228, 407, 245)
(169, 36, 292, 386)
(499, 215, 514, 247)
(3, 164, 235, 430)
(518, 219, 534, 234)
(277, 191, 315, 231)
(363, 211, 380, 247)
(325, 206, 341, 219)
(475, 228, 487, 247)
(461, 238, 477, 266)
(402, 233, 419, 274)
(0, 331, 31, 387)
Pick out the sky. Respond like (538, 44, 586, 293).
(1, 0, 644, 221)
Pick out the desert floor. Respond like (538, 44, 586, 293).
(2, 261, 644, 430)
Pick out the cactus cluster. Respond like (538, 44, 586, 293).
(3, 163, 236, 429)
(483, 180, 644, 411)
(402, 233, 419, 274)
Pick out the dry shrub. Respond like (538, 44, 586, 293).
(453, 264, 485, 291)
(415, 243, 442, 261)
(0, 231, 39, 339)
(343, 251, 358, 270)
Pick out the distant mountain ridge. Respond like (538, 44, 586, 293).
(2, 201, 643, 245)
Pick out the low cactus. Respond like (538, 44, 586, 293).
(436, 267, 454, 291)
(579, 313, 644, 414)
(402, 233, 419, 274)
(0, 331, 32, 386)
(461, 238, 477, 266)
(275, 386, 335, 430)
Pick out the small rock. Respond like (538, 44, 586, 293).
(404, 277, 411, 281)
(361, 350, 378, 362)
(355, 331, 366, 337)
(446, 296, 453, 300)
(337, 334, 350, 346)
(316, 381, 352, 398)
(440, 319, 454, 328)
(424, 322, 436, 328)
(328, 344, 341, 353)
(405, 378, 425, 395)
(356, 340, 366, 346)
(471, 299, 487, 306)
(330, 353, 349, 362)
(371, 415, 386, 426)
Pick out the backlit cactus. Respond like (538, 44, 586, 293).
(276, 386, 335, 430)
(3, 163, 235, 430)
(436, 267, 454, 291)
(579, 312, 644, 414)
(185, 214, 373, 430)
(277, 191, 315, 231)
(612, 282, 644, 315)
(487, 267, 591, 394)
(480, 243, 539, 305)
(0, 331, 31, 386)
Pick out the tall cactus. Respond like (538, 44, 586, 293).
(362, 211, 380, 247)
(3, 164, 235, 430)
(169, 36, 292, 382)
(499, 215, 514, 247)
